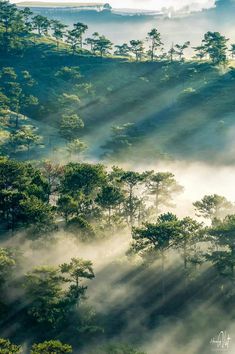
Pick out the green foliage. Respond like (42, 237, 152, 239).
(30, 340, 72, 354)
(0, 157, 52, 231)
(145, 171, 183, 216)
(208, 215, 235, 277)
(102, 123, 135, 157)
(20, 7, 33, 33)
(132, 213, 181, 260)
(112, 168, 145, 226)
(51, 20, 67, 48)
(24, 266, 66, 327)
(84, 31, 99, 53)
(0, 67, 38, 128)
(96, 184, 125, 225)
(96, 185, 124, 209)
(57, 194, 77, 223)
(60, 114, 84, 142)
(193, 194, 234, 222)
(20, 195, 56, 235)
(114, 43, 130, 57)
(1, 4, 235, 349)
(176, 217, 203, 269)
(0, 2, 233, 164)
(175, 41, 190, 61)
(66, 138, 87, 157)
(202, 31, 229, 64)
(55, 66, 81, 83)
(24, 259, 95, 329)
(131, 211, 205, 277)
(60, 163, 107, 196)
(32, 15, 50, 35)
(60, 258, 94, 281)
(147, 28, 163, 61)
(230, 43, 235, 58)
(129, 40, 144, 61)
(93, 35, 113, 57)
(60, 258, 94, 303)
(193, 45, 207, 60)
(65, 22, 88, 54)
(40, 161, 64, 200)
(0, 248, 16, 286)
(7, 125, 42, 155)
(66, 216, 96, 240)
(0, 0, 26, 52)
(0, 338, 21, 354)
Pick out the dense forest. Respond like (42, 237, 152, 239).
(1, 0, 235, 353)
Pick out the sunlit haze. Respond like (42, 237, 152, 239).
(12, 0, 216, 10)
(2, 0, 235, 353)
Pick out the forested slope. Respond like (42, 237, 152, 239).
(1, 1, 235, 353)
(1, 41, 235, 163)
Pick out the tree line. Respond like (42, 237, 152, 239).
(1, 157, 235, 275)
(0, 158, 183, 234)
(1, 0, 235, 64)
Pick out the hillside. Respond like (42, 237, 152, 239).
(1, 2, 235, 353)
(1, 39, 235, 164)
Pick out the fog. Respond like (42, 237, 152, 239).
(2, 153, 235, 352)
(2, 1, 235, 352)
(4, 223, 234, 353)
(13, 0, 216, 11)
(23, 2, 235, 49)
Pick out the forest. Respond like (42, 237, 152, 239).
(1, 0, 235, 353)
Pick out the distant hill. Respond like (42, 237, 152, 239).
(16, 1, 235, 50)
(17, 1, 111, 9)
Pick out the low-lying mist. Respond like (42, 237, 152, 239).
(4, 229, 234, 353)
(28, 2, 235, 51)
(135, 160, 235, 219)
(2, 155, 235, 353)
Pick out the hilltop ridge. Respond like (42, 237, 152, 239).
(17, 1, 112, 9)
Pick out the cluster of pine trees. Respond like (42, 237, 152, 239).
(1, 158, 235, 351)
(1, 0, 235, 164)
(1, 0, 235, 63)
(1, 0, 235, 352)
(0, 64, 89, 158)
(1, 157, 235, 283)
